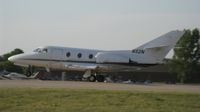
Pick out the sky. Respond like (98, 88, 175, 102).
(0, 0, 200, 58)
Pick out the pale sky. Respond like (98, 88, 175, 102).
(0, 0, 200, 58)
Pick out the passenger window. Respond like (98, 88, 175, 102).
(66, 52, 71, 57)
(77, 53, 82, 58)
(89, 54, 93, 59)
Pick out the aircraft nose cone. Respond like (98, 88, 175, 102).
(8, 56, 16, 62)
(8, 53, 32, 66)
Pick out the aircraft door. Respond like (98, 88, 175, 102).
(50, 48, 64, 69)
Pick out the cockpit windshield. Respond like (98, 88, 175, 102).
(33, 48, 48, 53)
(33, 48, 41, 53)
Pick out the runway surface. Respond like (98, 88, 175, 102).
(0, 80, 200, 93)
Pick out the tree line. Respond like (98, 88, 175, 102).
(169, 28, 200, 83)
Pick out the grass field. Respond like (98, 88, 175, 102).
(0, 88, 200, 112)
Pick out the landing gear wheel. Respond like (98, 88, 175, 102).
(88, 75, 96, 82)
(96, 75, 105, 82)
(27, 65, 32, 77)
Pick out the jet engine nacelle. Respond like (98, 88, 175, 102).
(95, 52, 129, 63)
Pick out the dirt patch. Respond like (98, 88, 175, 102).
(0, 80, 199, 93)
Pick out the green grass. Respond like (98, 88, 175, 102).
(0, 88, 199, 112)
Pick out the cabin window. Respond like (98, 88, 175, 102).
(89, 54, 93, 59)
(77, 53, 82, 58)
(66, 52, 71, 57)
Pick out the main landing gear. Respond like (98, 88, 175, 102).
(83, 70, 105, 82)
(88, 75, 96, 82)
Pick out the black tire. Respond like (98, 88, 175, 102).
(88, 75, 96, 82)
(96, 75, 105, 82)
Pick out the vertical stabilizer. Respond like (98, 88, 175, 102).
(131, 30, 184, 64)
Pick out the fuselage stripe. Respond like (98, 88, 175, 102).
(21, 58, 158, 67)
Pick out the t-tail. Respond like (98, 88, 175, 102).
(130, 30, 184, 64)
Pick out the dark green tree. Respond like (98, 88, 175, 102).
(169, 29, 200, 83)
(0, 48, 25, 73)
(0, 61, 24, 73)
(0, 56, 3, 62)
(2, 48, 23, 60)
(11, 48, 23, 56)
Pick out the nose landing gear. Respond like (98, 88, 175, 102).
(27, 65, 33, 77)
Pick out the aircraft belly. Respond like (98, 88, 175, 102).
(50, 62, 64, 70)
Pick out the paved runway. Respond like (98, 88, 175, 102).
(0, 80, 200, 93)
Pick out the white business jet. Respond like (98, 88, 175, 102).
(8, 30, 184, 82)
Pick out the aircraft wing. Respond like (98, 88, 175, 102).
(63, 62, 143, 72)
(64, 63, 97, 71)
